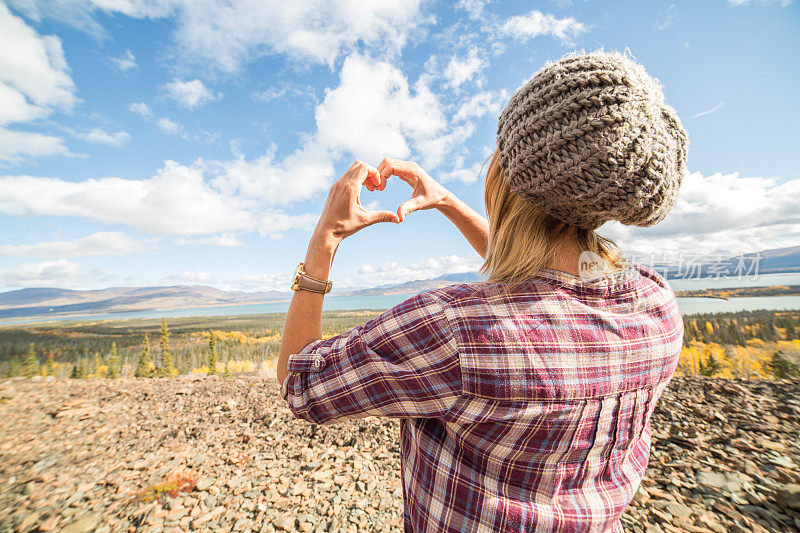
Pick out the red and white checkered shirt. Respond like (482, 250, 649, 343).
(281, 264, 683, 532)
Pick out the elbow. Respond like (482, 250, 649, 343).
(276, 343, 289, 388)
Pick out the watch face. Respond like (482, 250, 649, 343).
(291, 263, 304, 290)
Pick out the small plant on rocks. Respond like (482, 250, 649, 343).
(133, 470, 199, 503)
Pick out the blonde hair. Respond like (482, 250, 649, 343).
(479, 149, 620, 284)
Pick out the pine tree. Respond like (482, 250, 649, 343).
(223, 358, 231, 378)
(70, 361, 82, 379)
(23, 343, 40, 377)
(158, 318, 176, 377)
(44, 352, 56, 377)
(767, 351, 800, 379)
(698, 350, 721, 377)
(207, 332, 218, 376)
(92, 351, 102, 378)
(134, 334, 154, 378)
(107, 342, 120, 379)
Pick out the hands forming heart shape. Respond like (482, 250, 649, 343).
(313, 158, 451, 243)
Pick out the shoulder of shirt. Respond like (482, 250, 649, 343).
(631, 262, 675, 294)
(413, 280, 538, 307)
(403, 282, 485, 310)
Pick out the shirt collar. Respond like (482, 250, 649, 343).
(532, 263, 640, 293)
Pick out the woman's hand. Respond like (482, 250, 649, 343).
(313, 160, 400, 243)
(374, 157, 489, 258)
(372, 158, 452, 222)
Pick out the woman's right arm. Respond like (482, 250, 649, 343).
(375, 158, 489, 258)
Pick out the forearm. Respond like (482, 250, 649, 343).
(437, 193, 489, 259)
(277, 234, 337, 386)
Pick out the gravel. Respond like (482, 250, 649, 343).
(0, 375, 798, 532)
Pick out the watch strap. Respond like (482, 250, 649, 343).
(296, 273, 332, 294)
(292, 264, 332, 294)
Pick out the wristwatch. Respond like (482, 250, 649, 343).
(291, 262, 333, 294)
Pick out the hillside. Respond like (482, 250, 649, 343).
(0, 286, 290, 320)
(337, 271, 484, 297)
(0, 245, 798, 321)
(0, 375, 798, 532)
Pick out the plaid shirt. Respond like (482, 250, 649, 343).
(281, 264, 683, 532)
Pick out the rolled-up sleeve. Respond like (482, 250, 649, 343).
(280, 290, 462, 424)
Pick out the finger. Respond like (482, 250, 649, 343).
(379, 158, 423, 186)
(345, 161, 377, 190)
(397, 196, 429, 222)
(364, 209, 400, 225)
(365, 166, 381, 189)
(377, 159, 394, 190)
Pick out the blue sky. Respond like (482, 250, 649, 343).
(0, 0, 798, 292)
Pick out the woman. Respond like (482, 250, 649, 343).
(278, 51, 688, 532)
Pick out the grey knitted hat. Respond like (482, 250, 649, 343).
(496, 50, 689, 229)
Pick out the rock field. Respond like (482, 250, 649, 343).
(0, 375, 798, 532)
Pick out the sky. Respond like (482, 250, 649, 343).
(0, 0, 798, 293)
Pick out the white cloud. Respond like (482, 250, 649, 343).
(438, 162, 485, 184)
(727, 0, 792, 5)
(600, 171, 800, 257)
(456, 0, 491, 19)
(252, 83, 317, 105)
(444, 47, 487, 89)
(210, 139, 334, 205)
(0, 158, 319, 237)
(0, 259, 107, 290)
(0, 232, 150, 257)
(110, 49, 137, 71)
(0, 3, 76, 124)
(654, 4, 677, 30)
(690, 102, 725, 119)
(355, 253, 483, 286)
(454, 89, 508, 122)
(157, 117, 183, 135)
(416, 124, 476, 172)
(162, 270, 214, 285)
(128, 101, 152, 117)
(10, 0, 430, 73)
(73, 128, 131, 146)
(230, 272, 289, 292)
(0, 128, 71, 162)
(315, 55, 449, 166)
(163, 78, 219, 108)
(163, 270, 292, 292)
(175, 234, 243, 247)
(501, 10, 587, 43)
(0, 3, 76, 161)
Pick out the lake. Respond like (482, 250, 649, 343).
(2, 273, 800, 326)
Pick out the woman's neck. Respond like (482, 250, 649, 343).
(544, 235, 583, 276)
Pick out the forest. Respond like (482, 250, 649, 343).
(0, 308, 798, 380)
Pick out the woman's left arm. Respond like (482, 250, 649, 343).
(277, 161, 400, 386)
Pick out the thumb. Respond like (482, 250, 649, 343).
(365, 210, 401, 225)
(397, 196, 428, 222)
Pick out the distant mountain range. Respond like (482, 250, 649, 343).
(656, 245, 800, 278)
(0, 246, 797, 321)
(0, 285, 290, 320)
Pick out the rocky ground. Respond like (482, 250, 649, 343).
(0, 375, 797, 533)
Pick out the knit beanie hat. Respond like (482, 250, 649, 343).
(496, 50, 689, 230)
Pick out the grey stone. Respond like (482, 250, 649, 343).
(196, 476, 215, 491)
(61, 512, 100, 533)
